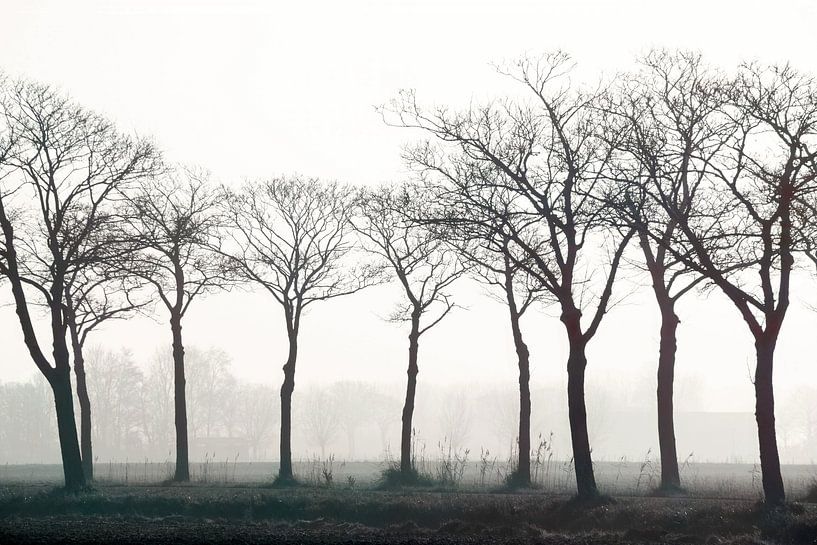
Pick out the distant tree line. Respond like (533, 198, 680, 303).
(0, 348, 277, 464)
(3, 364, 816, 467)
(0, 50, 815, 505)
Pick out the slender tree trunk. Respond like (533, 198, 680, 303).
(514, 331, 531, 487)
(51, 366, 86, 491)
(66, 313, 94, 481)
(562, 310, 598, 499)
(170, 313, 189, 482)
(754, 335, 785, 505)
(0, 213, 84, 490)
(506, 286, 531, 486)
(278, 331, 297, 482)
(656, 303, 680, 491)
(72, 344, 94, 481)
(400, 310, 421, 477)
(50, 292, 87, 491)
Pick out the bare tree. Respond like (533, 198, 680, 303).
(779, 386, 817, 458)
(386, 53, 634, 498)
(353, 183, 467, 482)
(477, 387, 519, 454)
(423, 181, 548, 486)
(0, 378, 59, 463)
(235, 383, 279, 461)
(300, 387, 339, 459)
(438, 390, 472, 452)
(85, 347, 145, 461)
(123, 167, 229, 481)
(186, 347, 236, 440)
(63, 241, 149, 480)
(603, 51, 728, 492)
(0, 78, 156, 490)
(218, 175, 380, 483)
(140, 348, 176, 458)
(370, 391, 402, 453)
(640, 61, 817, 505)
(330, 381, 377, 459)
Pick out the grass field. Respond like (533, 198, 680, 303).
(1, 462, 817, 544)
(2, 460, 815, 499)
(1, 483, 816, 544)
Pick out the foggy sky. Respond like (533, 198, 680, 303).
(1, 0, 817, 417)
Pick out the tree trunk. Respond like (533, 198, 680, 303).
(67, 316, 94, 481)
(50, 367, 86, 491)
(0, 212, 84, 490)
(562, 310, 598, 499)
(656, 304, 680, 491)
(278, 331, 297, 482)
(507, 292, 531, 486)
(400, 310, 421, 477)
(514, 334, 531, 487)
(73, 345, 94, 481)
(50, 291, 87, 491)
(754, 336, 785, 505)
(171, 313, 189, 482)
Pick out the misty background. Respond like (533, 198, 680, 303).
(1, 0, 817, 466)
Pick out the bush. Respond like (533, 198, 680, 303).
(377, 463, 433, 488)
(502, 469, 531, 490)
(803, 478, 817, 503)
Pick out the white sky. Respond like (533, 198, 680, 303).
(1, 0, 817, 413)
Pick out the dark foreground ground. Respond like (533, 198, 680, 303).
(1, 484, 816, 544)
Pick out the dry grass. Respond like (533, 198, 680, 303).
(1, 458, 815, 499)
(0, 483, 816, 544)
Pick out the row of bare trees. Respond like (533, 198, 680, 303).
(1, 50, 815, 505)
(0, 77, 389, 490)
(382, 50, 817, 505)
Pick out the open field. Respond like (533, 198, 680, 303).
(1, 463, 817, 544)
(1, 483, 817, 544)
(2, 461, 815, 499)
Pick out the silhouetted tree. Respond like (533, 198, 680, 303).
(641, 61, 817, 505)
(353, 183, 467, 481)
(123, 168, 229, 481)
(63, 248, 149, 479)
(219, 176, 379, 483)
(603, 51, 726, 492)
(0, 79, 156, 490)
(387, 53, 634, 498)
(422, 182, 548, 487)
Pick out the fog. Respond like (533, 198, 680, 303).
(2, 0, 817, 469)
(3, 336, 817, 466)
